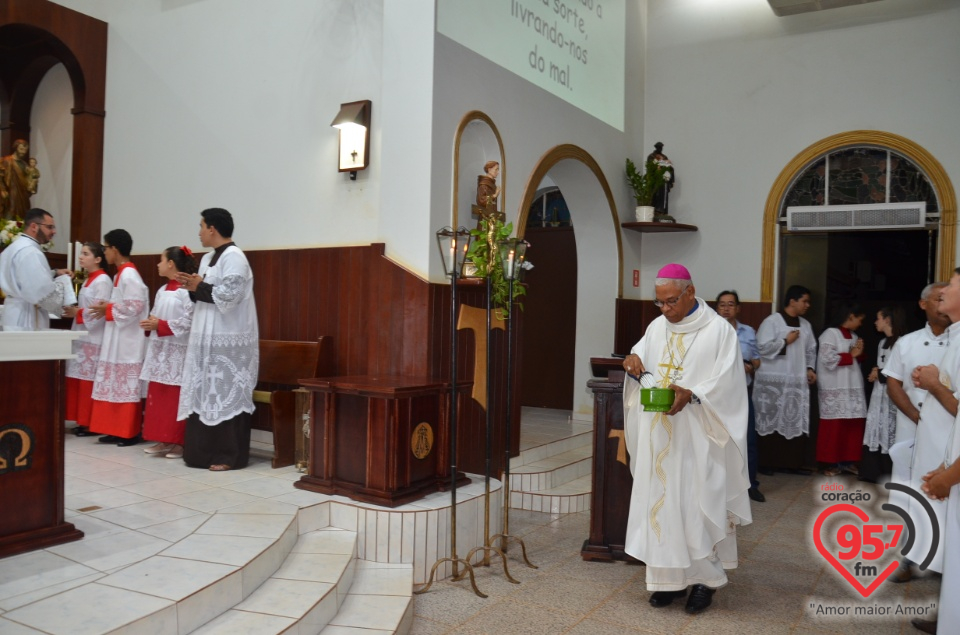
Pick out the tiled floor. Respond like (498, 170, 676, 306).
(410, 468, 943, 634)
(0, 410, 944, 635)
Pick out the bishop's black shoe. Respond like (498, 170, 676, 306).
(684, 584, 716, 614)
(748, 487, 766, 503)
(74, 426, 100, 437)
(116, 435, 143, 447)
(648, 588, 687, 608)
(98, 435, 122, 444)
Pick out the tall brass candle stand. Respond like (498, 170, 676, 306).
(416, 227, 486, 598)
(490, 238, 537, 568)
(459, 273, 519, 585)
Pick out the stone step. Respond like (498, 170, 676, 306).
(189, 527, 359, 634)
(509, 445, 592, 492)
(320, 562, 414, 634)
(509, 474, 592, 514)
(509, 429, 592, 470)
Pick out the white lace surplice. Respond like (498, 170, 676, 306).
(140, 283, 194, 386)
(863, 339, 897, 453)
(65, 270, 113, 381)
(816, 327, 866, 420)
(177, 246, 259, 426)
(91, 264, 149, 403)
(752, 313, 817, 438)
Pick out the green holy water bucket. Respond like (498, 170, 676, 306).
(640, 387, 675, 412)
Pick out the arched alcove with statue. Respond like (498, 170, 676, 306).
(0, 0, 107, 247)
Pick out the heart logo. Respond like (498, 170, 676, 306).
(813, 503, 901, 597)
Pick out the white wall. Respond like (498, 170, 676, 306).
(428, 2, 647, 415)
(52, 0, 384, 255)
(640, 0, 960, 302)
(29, 63, 74, 254)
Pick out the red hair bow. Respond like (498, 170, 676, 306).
(181, 245, 193, 257)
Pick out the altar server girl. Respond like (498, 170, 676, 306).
(63, 242, 111, 436)
(139, 246, 197, 458)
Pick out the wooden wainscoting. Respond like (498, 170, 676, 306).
(130, 244, 521, 476)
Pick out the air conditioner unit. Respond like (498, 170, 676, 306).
(786, 202, 926, 231)
(767, 0, 884, 17)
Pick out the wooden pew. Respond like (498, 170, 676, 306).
(252, 337, 334, 468)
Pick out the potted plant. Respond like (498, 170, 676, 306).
(466, 216, 528, 318)
(626, 158, 667, 222)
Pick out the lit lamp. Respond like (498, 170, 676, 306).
(418, 226, 487, 597)
(491, 238, 536, 569)
(330, 100, 371, 180)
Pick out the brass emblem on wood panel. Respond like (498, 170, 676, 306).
(0, 423, 35, 474)
(411, 422, 434, 459)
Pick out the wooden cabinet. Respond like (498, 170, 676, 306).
(294, 375, 469, 507)
(0, 332, 83, 558)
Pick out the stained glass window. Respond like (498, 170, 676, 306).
(781, 147, 938, 218)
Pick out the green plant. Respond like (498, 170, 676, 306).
(466, 217, 526, 317)
(626, 157, 667, 206)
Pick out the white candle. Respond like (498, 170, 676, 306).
(66, 242, 72, 272)
(76, 241, 82, 271)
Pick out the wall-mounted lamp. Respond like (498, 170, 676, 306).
(330, 99, 371, 180)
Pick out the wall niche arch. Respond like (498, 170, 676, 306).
(761, 130, 956, 303)
(452, 111, 504, 230)
(1, 0, 107, 243)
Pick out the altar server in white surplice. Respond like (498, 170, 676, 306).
(0, 208, 70, 331)
(63, 242, 112, 437)
(88, 229, 150, 446)
(622, 264, 751, 616)
(177, 208, 258, 472)
(753, 285, 818, 439)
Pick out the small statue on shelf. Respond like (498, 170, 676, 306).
(646, 142, 675, 221)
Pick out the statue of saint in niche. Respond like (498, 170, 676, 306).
(476, 161, 501, 211)
(0, 139, 36, 220)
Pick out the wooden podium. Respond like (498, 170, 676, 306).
(294, 375, 469, 507)
(0, 331, 84, 558)
(581, 357, 639, 562)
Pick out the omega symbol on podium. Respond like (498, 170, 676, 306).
(0, 423, 35, 475)
(411, 422, 434, 460)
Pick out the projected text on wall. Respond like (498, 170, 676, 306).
(438, 0, 625, 131)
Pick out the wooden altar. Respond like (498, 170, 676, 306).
(0, 331, 84, 558)
(581, 357, 639, 562)
(294, 375, 470, 507)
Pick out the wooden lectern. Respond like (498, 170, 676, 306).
(294, 375, 469, 507)
(0, 331, 84, 558)
(581, 357, 639, 563)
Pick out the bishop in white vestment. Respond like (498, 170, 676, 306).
(622, 264, 751, 615)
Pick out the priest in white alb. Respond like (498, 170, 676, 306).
(0, 208, 72, 330)
(622, 264, 751, 615)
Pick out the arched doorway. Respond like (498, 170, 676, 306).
(0, 0, 108, 244)
(758, 131, 956, 470)
(517, 145, 622, 417)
